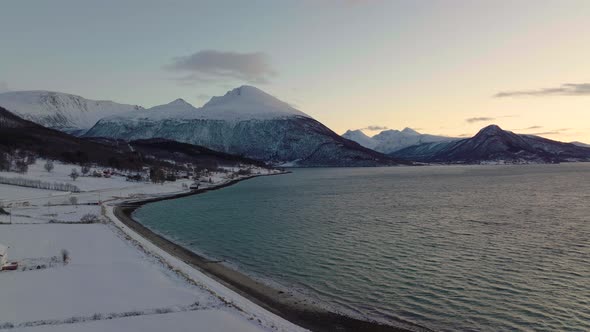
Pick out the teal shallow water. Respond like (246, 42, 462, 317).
(135, 165, 590, 331)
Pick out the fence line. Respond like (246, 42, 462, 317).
(0, 176, 80, 193)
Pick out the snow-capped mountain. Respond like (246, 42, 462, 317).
(392, 124, 590, 163)
(85, 86, 403, 167)
(342, 127, 455, 153)
(200, 85, 309, 120)
(0, 91, 144, 134)
(107, 86, 309, 122)
(342, 130, 378, 149)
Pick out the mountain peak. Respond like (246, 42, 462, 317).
(343, 129, 364, 135)
(228, 85, 264, 96)
(477, 124, 504, 135)
(342, 129, 378, 149)
(401, 127, 420, 135)
(168, 98, 191, 106)
(145, 98, 198, 117)
(202, 86, 309, 119)
(170, 98, 188, 104)
(206, 85, 280, 105)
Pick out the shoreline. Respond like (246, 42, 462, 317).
(111, 173, 428, 332)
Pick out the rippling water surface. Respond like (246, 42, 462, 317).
(135, 164, 590, 331)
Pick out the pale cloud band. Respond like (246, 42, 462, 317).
(494, 83, 590, 97)
(363, 125, 389, 131)
(164, 50, 277, 84)
(466, 117, 494, 123)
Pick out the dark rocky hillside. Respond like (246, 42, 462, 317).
(0, 107, 271, 171)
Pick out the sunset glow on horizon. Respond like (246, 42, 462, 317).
(1, 0, 589, 142)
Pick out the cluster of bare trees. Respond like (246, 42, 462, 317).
(149, 166, 166, 184)
(46, 161, 89, 182)
(0, 150, 37, 173)
(0, 176, 80, 192)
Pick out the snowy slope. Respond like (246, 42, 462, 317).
(0, 91, 144, 134)
(342, 127, 455, 153)
(371, 128, 455, 153)
(200, 85, 309, 120)
(108, 98, 200, 122)
(86, 86, 401, 166)
(342, 130, 378, 149)
(108, 86, 309, 122)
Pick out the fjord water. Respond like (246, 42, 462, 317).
(135, 165, 590, 331)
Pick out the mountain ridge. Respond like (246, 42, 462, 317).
(84, 86, 405, 167)
(391, 124, 590, 163)
(342, 127, 456, 153)
(0, 90, 144, 134)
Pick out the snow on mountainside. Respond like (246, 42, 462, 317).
(106, 86, 309, 122)
(342, 130, 378, 149)
(201, 85, 309, 120)
(392, 124, 590, 164)
(342, 127, 455, 153)
(111, 98, 200, 121)
(0, 91, 143, 134)
(86, 86, 402, 167)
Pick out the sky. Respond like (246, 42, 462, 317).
(1, 0, 589, 142)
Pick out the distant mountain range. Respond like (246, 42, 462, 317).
(0, 86, 404, 167)
(2, 87, 588, 166)
(342, 128, 455, 153)
(391, 125, 590, 163)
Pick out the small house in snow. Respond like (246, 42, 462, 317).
(0, 244, 7, 266)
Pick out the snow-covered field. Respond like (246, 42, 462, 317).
(0, 224, 217, 324)
(1, 205, 101, 224)
(0, 161, 299, 332)
(11, 310, 266, 332)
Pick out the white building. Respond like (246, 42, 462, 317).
(0, 243, 7, 266)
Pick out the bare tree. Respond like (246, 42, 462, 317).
(81, 165, 91, 176)
(70, 168, 79, 181)
(15, 159, 28, 174)
(0, 153, 9, 171)
(69, 196, 78, 206)
(25, 155, 36, 165)
(149, 166, 166, 184)
(44, 160, 54, 173)
(61, 249, 70, 264)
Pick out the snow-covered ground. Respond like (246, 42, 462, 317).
(11, 310, 266, 332)
(0, 161, 299, 332)
(0, 160, 149, 193)
(2, 205, 102, 224)
(0, 224, 216, 324)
